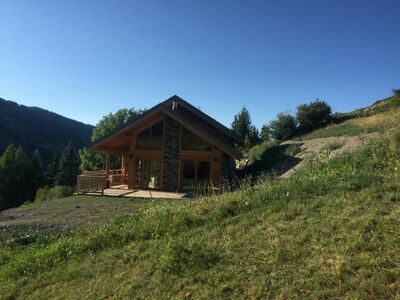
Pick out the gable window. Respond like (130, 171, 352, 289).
(181, 127, 212, 151)
(137, 120, 164, 149)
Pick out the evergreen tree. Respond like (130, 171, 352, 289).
(231, 106, 252, 141)
(260, 124, 271, 142)
(45, 152, 60, 186)
(0, 145, 31, 210)
(248, 125, 261, 145)
(29, 149, 45, 197)
(231, 106, 261, 149)
(55, 142, 81, 187)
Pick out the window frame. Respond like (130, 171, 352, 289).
(180, 159, 211, 191)
(136, 119, 165, 150)
(180, 126, 213, 152)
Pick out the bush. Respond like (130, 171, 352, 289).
(34, 185, 74, 203)
(296, 100, 332, 132)
(269, 113, 297, 141)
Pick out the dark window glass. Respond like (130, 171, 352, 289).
(135, 158, 142, 188)
(181, 128, 212, 151)
(137, 128, 151, 149)
(151, 121, 164, 149)
(182, 160, 196, 191)
(181, 160, 210, 191)
(196, 161, 210, 187)
(137, 120, 164, 149)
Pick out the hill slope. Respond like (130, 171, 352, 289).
(239, 93, 400, 177)
(0, 97, 93, 162)
(1, 128, 400, 298)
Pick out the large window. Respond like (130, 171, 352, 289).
(137, 120, 164, 149)
(181, 127, 212, 151)
(181, 160, 210, 191)
(135, 158, 161, 189)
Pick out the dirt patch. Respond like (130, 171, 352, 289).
(278, 132, 379, 177)
(0, 196, 177, 240)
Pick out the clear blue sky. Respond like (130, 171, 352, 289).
(1, 0, 399, 128)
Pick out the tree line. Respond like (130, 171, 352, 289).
(0, 98, 334, 210)
(1, 91, 397, 211)
(231, 99, 332, 149)
(0, 107, 145, 211)
(0, 142, 80, 210)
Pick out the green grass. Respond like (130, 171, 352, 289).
(322, 141, 343, 153)
(1, 130, 400, 298)
(0, 195, 180, 240)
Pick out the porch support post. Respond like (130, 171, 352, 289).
(105, 153, 110, 180)
(121, 154, 126, 183)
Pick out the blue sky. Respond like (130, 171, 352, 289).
(1, 0, 399, 128)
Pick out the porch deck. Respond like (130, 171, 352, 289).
(84, 184, 192, 199)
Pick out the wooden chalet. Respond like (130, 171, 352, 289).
(78, 95, 243, 194)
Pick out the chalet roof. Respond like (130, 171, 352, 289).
(88, 95, 243, 159)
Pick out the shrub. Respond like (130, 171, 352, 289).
(269, 113, 297, 141)
(296, 100, 332, 132)
(35, 185, 74, 203)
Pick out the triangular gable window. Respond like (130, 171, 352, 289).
(137, 120, 164, 149)
(181, 127, 212, 151)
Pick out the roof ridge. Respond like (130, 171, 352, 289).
(88, 95, 243, 150)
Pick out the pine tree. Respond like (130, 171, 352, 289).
(45, 151, 60, 186)
(248, 125, 261, 145)
(231, 107, 252, 141)
(260, 124, 271, 142)
(29, 149, 44, 198)
(55, 142, 81, 187)
(0, 145, 31, 210)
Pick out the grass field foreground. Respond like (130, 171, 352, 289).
(0, 129, 400, 298)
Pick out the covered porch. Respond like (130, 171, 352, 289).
(77, 152, 177, 197)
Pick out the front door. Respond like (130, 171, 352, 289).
(135, 158, 161, 189)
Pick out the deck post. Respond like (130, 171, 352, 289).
(121, 154, 126, 183)
(105, 153, 110, 184)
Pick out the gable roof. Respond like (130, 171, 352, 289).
(88, 95, 243, 159)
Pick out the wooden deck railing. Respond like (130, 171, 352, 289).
(77, 169, 125, 195)
(77, 175, 107, 195)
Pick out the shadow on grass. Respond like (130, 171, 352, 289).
(238, 143, 303, 178)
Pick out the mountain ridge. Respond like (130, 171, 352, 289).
(0, 97, 94, 163)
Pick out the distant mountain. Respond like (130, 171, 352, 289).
(0, 97, 94, 164)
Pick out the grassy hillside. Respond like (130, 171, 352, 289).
(238, 94, 400, 177)
(1, 128, 400, 298)
(0, 97, 93, 163)
(298, 93, 400, 141)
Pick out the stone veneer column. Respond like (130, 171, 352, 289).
(163, 117, 180, 191)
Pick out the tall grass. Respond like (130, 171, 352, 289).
(1, 129, 400, 298)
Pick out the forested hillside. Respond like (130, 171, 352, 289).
(0, 97, 93, 163)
